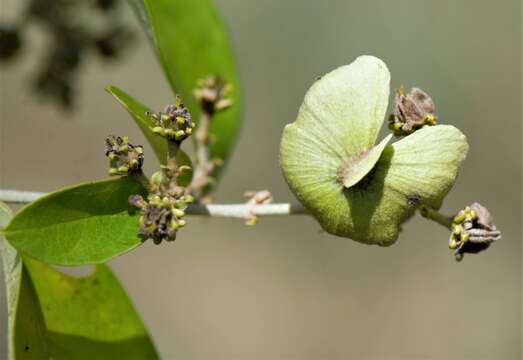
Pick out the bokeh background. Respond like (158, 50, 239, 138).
(1, 0, 521, 359)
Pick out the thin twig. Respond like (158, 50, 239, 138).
(418, 205, 453, 229)
(0, 189, 309, 217)
(167, 140, 180, 170)
(187, 111, 215, 197)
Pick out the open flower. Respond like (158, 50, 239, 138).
(280, 56, 469, 245)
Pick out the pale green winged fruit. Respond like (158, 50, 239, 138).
(280, 55, 469, 245)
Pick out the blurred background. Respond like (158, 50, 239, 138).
(1, 0, 521, 359)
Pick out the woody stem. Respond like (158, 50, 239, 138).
(0, 189, 309, 217)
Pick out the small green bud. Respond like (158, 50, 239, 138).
(393, 122, 403, 131)
(172, 208, 185, 217)
(245, 217, 258, 226)
(150, 195, 161, 205)
(174, 130, 186, 140)
(151, 171, 164, 186)
(424, 113, 437, 125)
(170, 220, 179, 230)
(118, 144, 129, 153)
(453, 212, 466, 224)
(152, 127, 164, 135)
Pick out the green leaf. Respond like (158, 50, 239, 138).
(2, 201, 158, 359)
(127, 0, 154, 46)
(141, 0, 243, 188)
(15, 257, 158, 359)
(106, 86, 193, 186)
(4, 176, 148, 265)
(280, 56, 468, 245)
(13, 259, 48, 359)
(1, 201, 22, 360)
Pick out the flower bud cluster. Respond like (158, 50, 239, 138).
(449, 203, 501, 261)
(388, 86, 437, 136)
(129, 189, 194, 245)
(147, 96, 195, 141)
(104, 135, 144, 175)
(193, 75, 233, 115)
(129, 165, 194, 244)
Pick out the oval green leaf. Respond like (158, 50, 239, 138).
(141, 0, 243, 190)
(0, 201, 22, 360)
(14, 257, 158, 359)
(4, 176, 148, 265)
(106, 85, 193, 186)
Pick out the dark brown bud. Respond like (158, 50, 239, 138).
(388, 86, 437, 136)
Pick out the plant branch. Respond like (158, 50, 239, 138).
(0, 189, 309, 217)
(187, 111, 216, 198)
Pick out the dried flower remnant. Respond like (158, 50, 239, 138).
(147, 96, 195, 141)
(388, 86, 437, 136)
(243, 190, 273, 225)
(449, 203, 501, 261)
(104, 136, 144, 175)
(193, 75, 234, 115)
